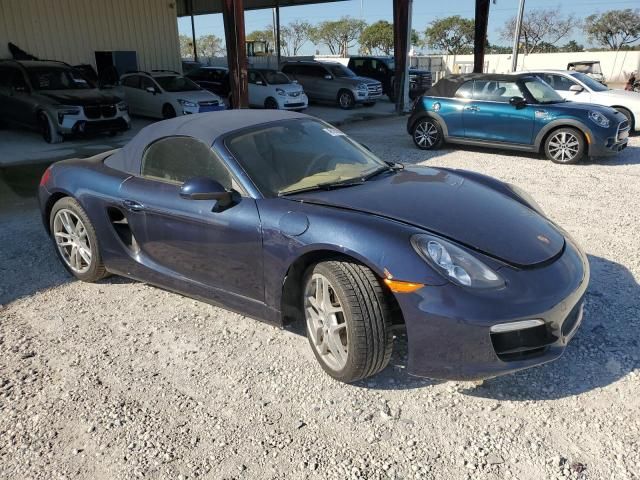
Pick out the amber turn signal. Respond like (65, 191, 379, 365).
(383, 278, 424, 293)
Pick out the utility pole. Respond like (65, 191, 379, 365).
(189, 0, 198, 62)
(511, 0, 525, 72)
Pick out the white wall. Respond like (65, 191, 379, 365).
(434, 51, 640, 83)
(0, 0, 181, 72)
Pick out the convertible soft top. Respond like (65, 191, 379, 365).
(105, 110, 307, 174)
(427, 73, 535, 98)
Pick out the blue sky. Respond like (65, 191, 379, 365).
(177, 0, 640, 55)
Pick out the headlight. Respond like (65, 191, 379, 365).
(276, 88, 286, 96)
(54, 105, 81, 123)
(411, 234, 505, 289)
(357, 83, 368, 91)
(508, 183, 544, 215)
(588, 110, 610, 128)
(117, 101, 128, 112)
(177, 99, 197, 108)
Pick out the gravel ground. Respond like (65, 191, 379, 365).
(1, 117, 639, 480)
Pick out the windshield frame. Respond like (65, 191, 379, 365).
(262, 70, 291, 85)
(26, 66, 96, 91)
(221, 118, 388, 198)
(328, 64, 356, 78)
(568, 71, 608, 92)
(154, 75, 202, 92)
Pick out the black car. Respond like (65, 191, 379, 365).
(348, 56, 432, 101)
(186, 66, 230, 100)
(0, 59, 130, 143)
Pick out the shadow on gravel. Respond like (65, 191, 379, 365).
(463, 254, 639, 401)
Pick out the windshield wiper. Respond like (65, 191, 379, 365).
(279, 178, 365, 196)
(362, 162, 404, 181)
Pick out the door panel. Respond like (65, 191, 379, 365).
(120, 176, 264, 303)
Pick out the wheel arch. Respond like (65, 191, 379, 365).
(43, 190, 71, 234)
(408, 111, 449, 137)
(611, 105, 635, 129)
(535, 121, 591, 155)
(279, 248, 404, 326)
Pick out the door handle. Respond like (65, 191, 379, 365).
(122, 199, 144, 212)
(464, 105, 479, 112)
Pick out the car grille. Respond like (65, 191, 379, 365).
(83, 104, 117, 119)
(617, 120, 630, 142)
(367, 83, 383, 96)
(199, 100, 220, 107)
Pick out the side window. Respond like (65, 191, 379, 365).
(454, 81, 473, 99)
(550, 74, 577, 91)
(141, 136, 233, 190)
(122, 75, 139, 88)
(353, 59, 365, 69)
(0, 66, 12, 93)
(10, 70, 29, 91)
(313, 66, 329, 78)
(140, 76, 156, 91)
(474, 81, 522, 102)
(248, 71, 262, 84)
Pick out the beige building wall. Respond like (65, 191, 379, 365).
(0, 0, 181, 71)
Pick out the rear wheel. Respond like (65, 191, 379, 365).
(338, 90, 355, 110)
(49, 197, 108, 282)
(412, 117, 443, 150)
(38, 111, 63, 144)
(544, 127, 585, 164)
(264, 97, 279, 109)
(162, 103, 177, 119)
(303, 261, 393, 383)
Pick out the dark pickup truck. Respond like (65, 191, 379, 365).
(347, 56, 431, 101)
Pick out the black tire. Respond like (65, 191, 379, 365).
(337, 90, 355, 110)
(543, 127, 585, 164)
(412, 117, 444, 150)
(615, 107, 635, 131)
(264, 97, 279, 109)
(303, 261, 393, 383)
(49, 197, 108, 282)
(162, 103, 177, 119)
(38, 111, 63, 144)
(363, 102, 376, 107)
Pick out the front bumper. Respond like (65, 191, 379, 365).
(589, 119, 630, 156)
(277, 93, 308, 110)
(58, 111, 131, 134)
(396, 236, 590, 381)
(355, 84, 383, 103)
(182, 103, 226, 115)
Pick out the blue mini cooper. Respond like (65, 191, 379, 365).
(408, 73, 629, 164)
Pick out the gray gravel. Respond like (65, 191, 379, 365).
(1, 117, 639, 480)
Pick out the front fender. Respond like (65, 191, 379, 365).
(533, 118, 594, 154)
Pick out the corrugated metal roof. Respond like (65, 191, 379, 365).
(176, 0, 348, 16)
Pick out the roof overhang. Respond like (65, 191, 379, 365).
(177, 0, 348, 17)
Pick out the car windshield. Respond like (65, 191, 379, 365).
(570, 72, 608, 92)
(382, 58, 395, 70)
(572, 63, 602, 75)
(27, 67, 94, 90)
(155, 75, 201, 92)
(329, 65, 356, 78)
(226, 119, 388, 197)
(263, 71, 290, 85)
(524, 78, 565, 104)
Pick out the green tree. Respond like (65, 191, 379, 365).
(247, 28, 274, 44)
(359, 20, 394, 55)
(424, 16, 475, 55)
(196, 34, 224, 59)
(500, 8, 574, 54)
(562, 40, 584, 52)
(310, 16, 367, 56)
(179, 34, 195, 59)
(584, 9, 640, 50)
(280, 20, 312, 56)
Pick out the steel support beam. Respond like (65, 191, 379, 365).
(473, 0, 490, 73)
(393, 0, 411, 114)
(222, 0, 249, 108)
(275, 5, 281, 66)
(190, 0, 198, 62)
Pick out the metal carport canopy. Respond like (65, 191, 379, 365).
(176, 0, 347, 16)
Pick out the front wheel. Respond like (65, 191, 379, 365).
(39, 111, 63, 144)
(264, 97, 279, 109)
(338, 90, 355, 110)
(49, 197, 108, 282)
(544, 127, 585, 164)
(303, 261, 393, 383)
(162, 104, 177, 119)
(412, 117, 443, 150)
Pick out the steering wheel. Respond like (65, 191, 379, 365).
(303, 153, 333, 177)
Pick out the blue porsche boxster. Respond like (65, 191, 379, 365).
(39, 110, 588, 383)
(408, 73, 629, 164)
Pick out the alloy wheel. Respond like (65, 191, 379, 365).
(304, 273, 348, 371)
(339, 92, 354, 109)
(547, 131, 580, 163)
(414, 120, 439, 148)
(53, 209, 92, 274)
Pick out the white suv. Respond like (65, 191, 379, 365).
(248, 68, 307, 110)
(529, 70, 640, 132)
(120, 70, 225, 119)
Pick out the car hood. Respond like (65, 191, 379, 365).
(39, 89, 123, 105)
(286, 166, 565, 267)
(595, 89, 640, 104)
(165, 89, 222, 102)
(547, 100, 620, 116)
(342, 76, 381, 86)
(269, 83, 304, 94)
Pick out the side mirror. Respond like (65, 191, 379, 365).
(323, 74, 333, 80)
(255, 80, 264, 85)
(180, 177, 233, 208)
(509, 96, 526, 109)
(146, 86, 157, 94)
(14, 84, 28, 93)
(569, 84, 584, 93)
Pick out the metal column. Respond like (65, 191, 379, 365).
(393, 0, 411, 114)
(222, 0, 249, 108)
(473, 0, 490, 73)
(511, 0, 526, 72)
(189, 0, 198, 62)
